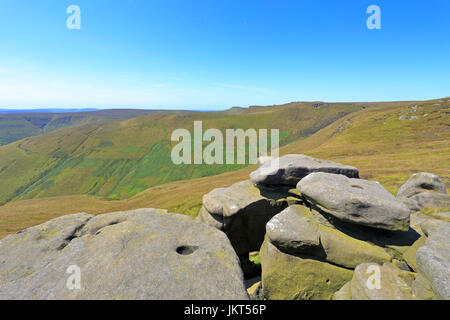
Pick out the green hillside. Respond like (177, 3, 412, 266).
(0, 109, 175, 146)
(0, 102, 367, 205)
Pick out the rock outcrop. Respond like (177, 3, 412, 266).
(0, 209, 248, 300)
(260, 236, 353, 300)
(259, 202, 418, 299)
(2, 154, 448, 301)
(249, 154, 359, 186)
(196, 155, 450, 300)
(398, 172, 447, 198)
(413, 221, 450, 299)
(297, 172, 410, 231)
(198, 180, 301, 276)
(397, 172, 450, 212)
(340, 262, 416, 300)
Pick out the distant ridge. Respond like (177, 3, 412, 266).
(0, 108, 99, 114)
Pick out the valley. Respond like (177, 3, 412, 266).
(0, 98, 448, 239)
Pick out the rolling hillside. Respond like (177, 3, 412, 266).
(0, 98, 448, 238)
(0, 102, 366, 205)
(0, 109, 177, 146)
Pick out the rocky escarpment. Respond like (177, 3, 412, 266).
(0, 209, 248, 300)
(200, 154, 449, 300)
(0, 154, 448, 300)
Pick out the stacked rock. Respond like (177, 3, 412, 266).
(258, 165, 417, 299)
(335, 218, 450, 300)
(198, 154, 449, 300)
(198, 180, 298, 276)
(198, 154, 361, 276)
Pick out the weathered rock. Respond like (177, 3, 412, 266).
(397, 173, 450, 212)
(318, 223, 391, 269)
(403, 236, 426, 272)
(198, 206, 223, 230)
(250, 154, 359, 186)
(311, 203, 420, 254)
(430, 211, 450, 222)
(415, 222, 450, 299)
(265, 205, 320, 254)
(351, 263, 415, 300)
(332, 281, 352, 300)
(247, 281, 263, 300)
(420, 218, 449, 237)
(0, 209, 248, 300)
(410, 192, 450, 212)
(297, 172, 410, 231)
(260, 237, 353, 300)
(398, 197, 421, 212)
(397, 172, 447, 199)
(266, 205, 391, 269)
(412, 273, 435, 300)
(409, 210, 449, 235)
(391, 259, 412, 271)
(200, 180, 292, 256)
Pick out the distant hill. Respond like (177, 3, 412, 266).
(0, 102, 367, 205)
(0, 98, 448, 238)
(0, 109, 183, 146)
(0, 108, 99, 113)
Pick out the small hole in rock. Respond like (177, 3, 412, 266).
(176, 245, 199, 255)
(351, 185, 364, 189)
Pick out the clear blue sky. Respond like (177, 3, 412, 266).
(0, 0, 449, 110)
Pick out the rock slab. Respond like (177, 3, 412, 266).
(0, 209, 248, 300)
(297, 172, 410, 231)
(250, 154, 359, 186)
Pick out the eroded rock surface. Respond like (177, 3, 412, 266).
(200, 180, 296, 256)
(250, 154, 359, 186)
(0, 209, 248, 300)
(297, 172, 410, 231)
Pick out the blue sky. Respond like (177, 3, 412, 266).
(0, 0, 449, 110)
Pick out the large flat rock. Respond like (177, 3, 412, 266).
(0, 209, 248, 300)
(266, 205, 391, 269)
(297, 172, 410, 231)
(250, 154, 359, 186)
(260, 237, 353, 300)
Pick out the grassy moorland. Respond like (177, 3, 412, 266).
(0, 98, 448, 238)
(0, 102, 364, 205)
(0, 109, 166, 146)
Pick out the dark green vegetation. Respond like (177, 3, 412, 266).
(0, 102, 366, 205)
